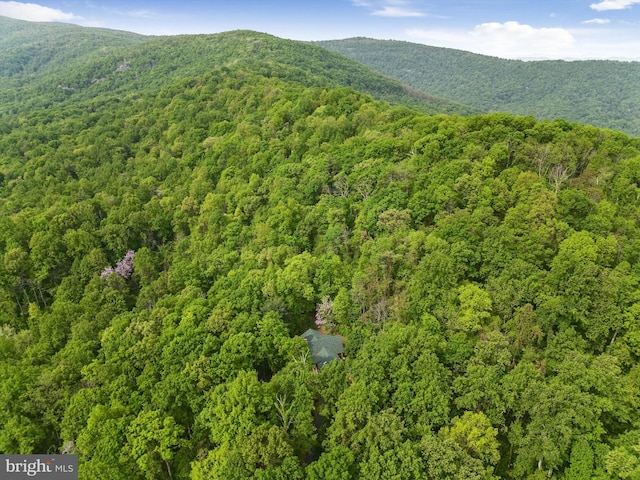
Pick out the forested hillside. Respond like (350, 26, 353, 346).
(0, 17, 474, 117)
(316, 38, 640, 137)
(2, 20, 640, 480)
(0, 16, 147, 77)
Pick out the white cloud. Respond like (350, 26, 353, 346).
(372, 6, 425, 17)
(124, 10, 155, 19)
(354, 0, 425, 18)
(583, 18, 611, 24)
(590, 0, 640, 11)
(470, 22, 575, 53)
(405, 21, 640, 60)
(0, 1, 79, 22)
(406, 21, 575, 59)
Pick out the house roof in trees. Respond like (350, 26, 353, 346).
(301, 328, 343, 369)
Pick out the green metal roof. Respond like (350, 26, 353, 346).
(301, 328, 343, 368)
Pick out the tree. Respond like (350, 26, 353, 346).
(307, 445, 356, 480)
(420, 433, 497, 480)
(453, 283, 493, 333)
(75, 402, 137, 479)
(564, 439, 596, 480)
(198, 370, 271, 445)
(440, 411, 500, 465)
(121, 410, 184, 480)
(605, 429, 640, 479)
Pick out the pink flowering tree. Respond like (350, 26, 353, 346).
(101, 250, 135, 284)
(315, 295, 335, 330)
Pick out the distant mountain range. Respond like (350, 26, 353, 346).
(0, 16, 146, 78)
(316, 38, 640, 137)
(4, 16, 638, 136)
(0, 16, 473, 117)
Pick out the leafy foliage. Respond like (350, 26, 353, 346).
(1, 20, 640, 480)
(0, 17, 472, 119)
(317, 37, 640, 137)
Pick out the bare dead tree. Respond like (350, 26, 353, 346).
(354, 178, 374, 200)
(534, 144, 552, 177)
(275, 394, 294, 433)
(333, 176, 350, 197)
(548, 163, 572, 193)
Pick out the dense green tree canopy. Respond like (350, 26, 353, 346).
(317, 37, 640, 137)
(1, 20, 640, 480)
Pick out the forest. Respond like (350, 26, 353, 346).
(0, 18, 472, 118)
(1, 17, 640, 480)
(317, 37, 640, 137)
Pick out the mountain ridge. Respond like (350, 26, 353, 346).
(0, 17, 475, 116)
(0, 15, 149, 78)
(316, 37, 640, 136)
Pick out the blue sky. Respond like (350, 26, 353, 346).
(1, 0, 640, 60)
